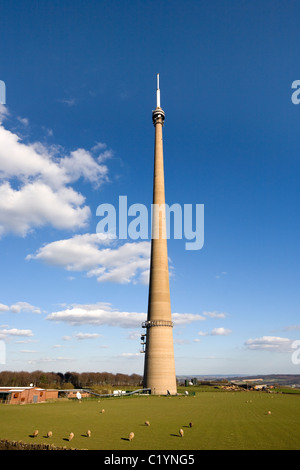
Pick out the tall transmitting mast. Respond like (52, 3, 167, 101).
(142, 74, 177, 395)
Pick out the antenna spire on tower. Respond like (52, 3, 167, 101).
(152, 74, 165, 125)
(156, 73, 161, 108)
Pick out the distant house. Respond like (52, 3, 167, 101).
(0, 386, 58, 404)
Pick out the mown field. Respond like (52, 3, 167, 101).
(1, 391, 300, 450)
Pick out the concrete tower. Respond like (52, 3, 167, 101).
(142, 74, 177, 395)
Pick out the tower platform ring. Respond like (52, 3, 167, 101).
(142, 320, 173, 328)
(152, 107, 165, 124)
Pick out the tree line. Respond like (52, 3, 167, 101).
(0, 370, 143, 389)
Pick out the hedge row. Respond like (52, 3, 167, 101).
(0, 438, 80, 450)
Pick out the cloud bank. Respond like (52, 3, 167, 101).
(244, 336, 293, 352)
(27, 234, 151, 285)
(0, 111, 111, 236)
(46, 302, 205, 328)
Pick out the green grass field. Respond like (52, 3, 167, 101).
(1, 391, 300, 450)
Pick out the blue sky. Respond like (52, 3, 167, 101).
(0, 0, 300, 376)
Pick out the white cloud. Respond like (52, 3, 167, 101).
(0, 104, 9, 122)
(215, 272, 227, 279)
(57, 98, 76, 107)
(211, 327, 232, 336)
(0, 181, 90, 236)
(46, 302, 205, 329)
(0, 328, 34, 337)
(0, 301, 41, 314)
(27, 233, 110, 271)
(172, 313, 206, 324)
(119, 352, 140, 357)
(17, 116, 29, 126)
(174, 338, 190, 345)
(27, 356, 74, 365)
(196, 327, 232, 337)
(0, 125, 65, 186)
(15, 339, 38, 344)
(46, 303, 146, 328)
(91, 142, 107, 152)
(91, 142, 114, 163)
(245, 336, 293, 352)
(59, 148, 109, 187)
(0, 114, 111, 236)
(139, 269, 150, 285)
(127, 331, 141, 340)
(27, 234, 151, 285)
(75, 333, 101, 340)
(284, 324, 300, 331)
(203, 311, 227, 319)
(0, 303, 9, 312)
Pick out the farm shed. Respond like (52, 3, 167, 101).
(0, 386, 58, 404)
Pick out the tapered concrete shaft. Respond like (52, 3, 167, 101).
(142, 77, 177, 395)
